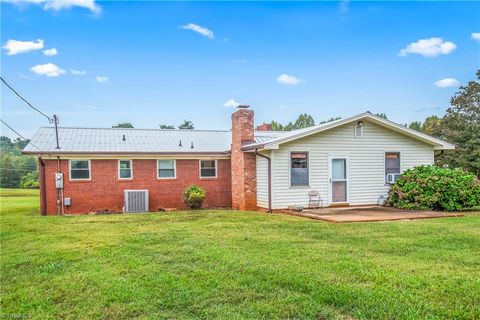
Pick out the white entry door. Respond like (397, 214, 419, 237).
(329, 157, 348, 203)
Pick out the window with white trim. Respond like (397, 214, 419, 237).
(118, 160, 132, 179)
(158, 160, 175, 178)
(70, 160, 90, 180)
(291, 152, 309, 186)
(385, 152, 401, 183)
(200, 160, 216, 178)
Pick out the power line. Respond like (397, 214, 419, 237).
(0, 76, 54, 123)
(0, 119, 42, 152)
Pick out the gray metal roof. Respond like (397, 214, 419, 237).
(23, 127, 232, 154)
(254, 131, 284, 143)
(22, 127, 285, 154)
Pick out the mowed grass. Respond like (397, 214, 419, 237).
(1, 189, 479, 319)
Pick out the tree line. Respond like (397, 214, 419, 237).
(0, 137, 38, 188)
(113, 120, 194, 130)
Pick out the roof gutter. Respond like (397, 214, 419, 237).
(255, 149, 272, 212)
(22, 150, 232, 156)
(39, 157, 47, 216)
(242, 143, 265, 152)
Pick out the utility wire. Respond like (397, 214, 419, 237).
(0, 119, 42, 152)
(1, 76, 54, 123)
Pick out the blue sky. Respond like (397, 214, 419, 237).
(1, 0, 479, 139)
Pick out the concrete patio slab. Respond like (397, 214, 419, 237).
(278, 206, 464, 223)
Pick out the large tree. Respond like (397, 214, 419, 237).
(270, 114, 341, 131)
(270, 113, 316, 131)
(292, 113, 315, 129)
(408, 121, 422, 131)
(439, 70, 480, 176)
(421, 115, 442, 137)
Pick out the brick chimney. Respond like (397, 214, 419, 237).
(231, 105, 257, 210)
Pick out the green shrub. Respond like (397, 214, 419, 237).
(183, 185, 206, 209)
(386, 165, 480, 211)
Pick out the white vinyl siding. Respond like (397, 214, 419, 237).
(269, 120, 434, 209)
(256, 153, 270, 209)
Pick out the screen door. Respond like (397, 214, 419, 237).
(331, 158, 347, 203)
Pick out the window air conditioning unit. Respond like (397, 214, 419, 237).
(124, 190, 149, 213)
(386, 173, 401, 184)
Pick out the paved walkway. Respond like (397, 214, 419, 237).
(279, 206, 463, 223)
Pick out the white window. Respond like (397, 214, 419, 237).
(69, 160, 91, 180)
(158, 160, 176, 179)
(291, 152, 309, 186)
(385, 152, 401, 183)
(118, 160, 132, 179)
(200, 160, 216, 178)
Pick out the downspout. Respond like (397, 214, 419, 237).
(255, 149, 272, 212)
(39, 157, 47, 216)
(56, 156, 65, 215)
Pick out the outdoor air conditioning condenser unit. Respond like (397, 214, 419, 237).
(124, 190, 149, 213)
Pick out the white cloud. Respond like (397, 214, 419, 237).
(2, 39, 44, 55)
(398, 37, 456, 57)
(4, 0, 101, 14)
(70, 69, 86, 75)
(224, 99, 241, 108)
(181, 23, 214, 39)
(30, 63, 66, 77)
(277, 74, 304, 85)
(44, 0, 101, 13)
(96, 76, 108, 83)
(471, 33, 480, 41)
(434, 78, 460, 88)
(232, 58, 247, 63)
(42, 48, 57, 56)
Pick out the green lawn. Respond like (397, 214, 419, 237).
(1, 189, 479, 319)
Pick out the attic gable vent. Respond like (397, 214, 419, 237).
(354, 121, 364, 138)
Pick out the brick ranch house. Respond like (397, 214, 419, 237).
(23, 106, 454, 215)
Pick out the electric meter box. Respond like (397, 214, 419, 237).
(55, 172, 64, 189)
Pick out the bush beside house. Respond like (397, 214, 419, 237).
(386, 165, 480, 211)
(183, 185, 206, 209)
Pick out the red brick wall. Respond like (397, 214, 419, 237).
(41, 159, 232, 214)
(231, 108, 257, 210)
